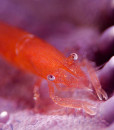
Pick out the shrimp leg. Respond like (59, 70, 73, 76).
(48, 83, 96, 115)
(33, 78, 42, 112)
(82, 60, 108, 100)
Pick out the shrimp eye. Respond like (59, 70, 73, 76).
(70, 53, 78, 61)
(47, 74, 55, 81)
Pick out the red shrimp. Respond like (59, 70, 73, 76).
(0, 22, 108, 115)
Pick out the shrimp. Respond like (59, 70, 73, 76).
(0, 22, 108, 115)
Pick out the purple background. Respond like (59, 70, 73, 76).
(0, 0, 114, 130)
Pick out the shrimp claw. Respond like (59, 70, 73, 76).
(48, 82, 96, 115)
(95, 88, 108, 101)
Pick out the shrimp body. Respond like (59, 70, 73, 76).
(0, 23, 108, 115)
(0, 23, 66, 78)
